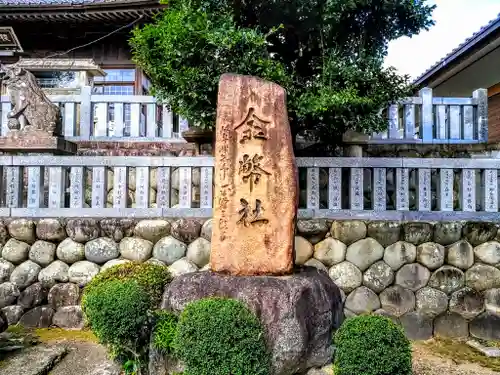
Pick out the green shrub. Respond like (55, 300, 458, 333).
(152, 311, 179, 354)
(82, 279, 150, 348)
(81, 262, 172, 373)
(83, 262, 170, 308)
(173, 298, 270, 375)
(333, 315, 412, 375)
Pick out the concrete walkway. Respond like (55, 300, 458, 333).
(0, 340, 121, 375)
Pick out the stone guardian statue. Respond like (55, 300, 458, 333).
(0, 64, 61, 136)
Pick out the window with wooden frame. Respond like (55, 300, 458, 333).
(91, 67, 155, 136)
(93, 68, 136, 95)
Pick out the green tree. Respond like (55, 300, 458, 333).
(131, 0, 435, 148)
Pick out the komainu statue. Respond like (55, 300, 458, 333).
(0, 64, 61, 136)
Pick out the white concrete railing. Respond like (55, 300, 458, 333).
(0, 88, 189, 141)
(0, 87, 488, 144)
(0, 155, 500, 221)
(349, 87, 488, 144)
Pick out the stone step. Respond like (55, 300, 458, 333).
(1, 345, 68, 375)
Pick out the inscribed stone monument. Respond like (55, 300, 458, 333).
(210, 74, 298, 275)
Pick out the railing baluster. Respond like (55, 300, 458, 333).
(27, 165, 44, 208)
(157, 166, 171, 208)
(179, 117, 189, 134)
(113, 167, 128, 208)
(79, 86, 92, 139)
(328, 167, 342, 209)
(372, 168, 386, 211)
(417, 168, 431, 211)
(130, 103, 141, 137)
(179, 167, 192, 208)
(483, 169, 498, 212)
(396, 168, 409, 210)
(420, 88, 433, 141)
(63, 103, 75, 137)
(200, 167, 213, 208)
(438, 169, 454, 211)
(404, 104, 416, 140)
(388, 104, 399, 139)
(6, 166, 22, 208)
(91, 167, 107, 208)
(162, 105, 173, 139)
(146, 103, 157, 138)
(349, 167, 363, 210)
(135, 167, 150, 208)
(463, 105, 474, 140)
(48, 167, 65, 208)
(449, 105, 460, 139)
(461, 169, 476, 212)
(94, 102, 108, 136)
(436, 105, 447, 140)
(473, 89, 488, 141)
(113, 103, 124, 137)
(70, 166, 84, 208)
(307, 167, 320, 209)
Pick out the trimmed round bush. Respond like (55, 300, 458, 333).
(81, 262, 172, 369)
(173, 297, 270, 375)
(82, 279, 150, 347)
(83, 262, 170, 307)
(152, 311, 179, 354)
(334, 315, 412, 375)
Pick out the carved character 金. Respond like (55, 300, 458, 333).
(237, 198, 269, 227)
(234, 107, 270, 144)
(0, 64, 61, 135)
(239, 154, 270, 193)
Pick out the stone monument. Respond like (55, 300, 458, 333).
(158, 74, 343, 375)
(0, 63, 76, 154)
(211, 74, 298, 275)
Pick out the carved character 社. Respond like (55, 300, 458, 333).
(0, 64, 61, 135)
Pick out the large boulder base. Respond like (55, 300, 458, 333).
(160, 267, 343, 375)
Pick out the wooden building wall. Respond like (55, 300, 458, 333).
(488, 93, 500, 144)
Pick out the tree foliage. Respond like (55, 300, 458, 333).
(131, 0, 435, 147)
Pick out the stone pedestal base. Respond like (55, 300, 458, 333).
(0, 130, 77, 155)
(160, 267, 343, 375)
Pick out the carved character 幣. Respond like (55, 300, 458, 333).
(239, 154, 270, 193)
(237, 198, 269, 227)
(234, 107, 270, 144)
(0, 64, 61, 135)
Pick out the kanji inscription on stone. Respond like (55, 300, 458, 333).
(211, 74, 298, 275)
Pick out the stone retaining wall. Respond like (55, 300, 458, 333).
(0, 218, 500, 340)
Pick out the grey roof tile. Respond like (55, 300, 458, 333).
(0, 0, 147, 6)
(414, 13, 500, 84)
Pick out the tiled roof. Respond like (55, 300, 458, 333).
(414, 13, 500, 85)
(0, 0, 154, 6)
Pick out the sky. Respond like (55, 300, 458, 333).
(384, 0, 500, 80)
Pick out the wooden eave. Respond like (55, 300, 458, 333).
(0, 1, 166, 22)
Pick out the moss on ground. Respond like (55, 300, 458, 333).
(34, 328, 98, 343)
(418, 338, 500, 372)
(6, 326, 97, 344)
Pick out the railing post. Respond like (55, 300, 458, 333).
(388, 104, 399, 139)
(306, 167, 320, 209)
(419, 87, 433, 141)
(473, 89, 488, 141)
(79, 86, 92, 139)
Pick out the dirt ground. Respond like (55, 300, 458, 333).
(412, 341, 500, 375)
